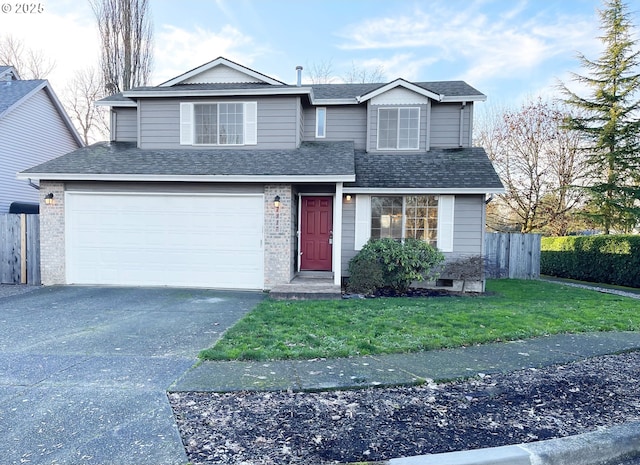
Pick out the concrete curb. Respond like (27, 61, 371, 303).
(362, 421, 640, 465)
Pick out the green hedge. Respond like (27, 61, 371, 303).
(541, 235, 640, 288)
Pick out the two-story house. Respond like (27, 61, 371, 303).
(19, 57, 503, 292)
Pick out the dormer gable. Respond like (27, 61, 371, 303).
(357, 79, 443, 104)
(159, 56, 285, 87)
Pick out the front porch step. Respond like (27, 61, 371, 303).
(269, 276, 341, 300)
(296, 271, 334, 279)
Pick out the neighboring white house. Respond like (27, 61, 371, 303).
(0, 65, 83, 212)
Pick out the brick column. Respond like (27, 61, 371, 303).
(264, 184, 293, 288)
(39, 181, 66, 285)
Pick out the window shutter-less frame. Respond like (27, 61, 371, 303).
(354, 195, 371, 250)
(437, 195, 455, 252)
(244, 102, 257, 145)
(180, 103, 193, 145)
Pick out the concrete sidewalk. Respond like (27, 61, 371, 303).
(170, 331, 640, 392)
(170, 331, 640, 465)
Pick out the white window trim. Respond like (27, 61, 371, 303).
(315, 107, 326, 138)
(354, 194, 455, 252)
(376, 106, 420, 151)
(180, 101, 257, 146)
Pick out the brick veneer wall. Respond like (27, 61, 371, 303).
(39, 181, 66, 285)
(264, 184, 294, 288)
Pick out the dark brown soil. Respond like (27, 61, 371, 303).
(169, 351, 640, 465)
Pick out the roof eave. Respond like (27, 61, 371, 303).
(343, 187, 505, 194)
(122, 87, 313, 98)
(95, 100, 138, 108)
(357, 79, 444, 103)
(17, 173, 356, 183)
(441, 95, 487, 103)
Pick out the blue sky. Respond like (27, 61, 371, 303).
(2, 0, 637, 106)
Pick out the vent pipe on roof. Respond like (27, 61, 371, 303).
(296, 66, 303, 86)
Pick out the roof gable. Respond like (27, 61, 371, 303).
(0, 79, 83, 146)
(159, 57, 285, 87)
(357, 79, 443, 103)
(0, 66, 20, 81)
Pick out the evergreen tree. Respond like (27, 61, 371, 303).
(561, 0, 640, 233)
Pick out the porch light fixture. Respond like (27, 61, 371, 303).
(345, 194, 352, 201)
(44, 193, 55, 205)
(274, 195, 281, 209)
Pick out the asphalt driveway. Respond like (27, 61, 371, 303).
(0, 285, 263, 465)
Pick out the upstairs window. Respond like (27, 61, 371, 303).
(316, 107, 326, 138)
(195, 103, 244, 145)
(180, 102, 257, 146)
(377, 107, 419, 150)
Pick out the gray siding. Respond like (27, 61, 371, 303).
(340, 194, 485, 275)
(341, 197, 356, 275)
(367, 104, 428, 152)
(303, 105, 367, 150)
(138, 96, 299, 150)
(0, 88, 80, 212)
(430, 102, 473, 148)
(113, 107, 137, 142)
(452, 194, 484, 254)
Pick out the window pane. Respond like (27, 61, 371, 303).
(405, 195, 438, 245)
(371, 196, 403, 240)
(398, 108, 419, 149)
(316, 108, 326, 138)
(194, 104, 217, 144)
(378, 109, 398, 149)
(218, 103, 244, 144)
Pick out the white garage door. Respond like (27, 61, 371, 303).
(65, 192, 264, 289)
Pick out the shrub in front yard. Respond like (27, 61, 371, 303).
(347, 238, 445, 293)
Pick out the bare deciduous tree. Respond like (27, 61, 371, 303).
(342, 61, 385, 84)
(0, 34, 55, 79)
(306, 59, 336, 84)
(62, 67, 109, 145)
(90, 0, 153, 93)
(476, 99, 588, 234)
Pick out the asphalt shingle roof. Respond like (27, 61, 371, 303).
(0, 80, 43, 116)
(98, 80, 484, 104)
(21, 141, 356, 178)
(22, 141, 503, 191)
(346, 148, 504, 190)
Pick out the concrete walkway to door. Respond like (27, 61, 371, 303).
(0, 285, 263, 465)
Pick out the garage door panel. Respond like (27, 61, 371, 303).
(66, 192, 264, 289)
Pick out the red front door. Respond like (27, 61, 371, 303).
(300, 196, 333, 271)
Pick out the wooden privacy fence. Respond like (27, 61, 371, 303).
(485, 232, 541, 279)
(0, 214, 40, 285)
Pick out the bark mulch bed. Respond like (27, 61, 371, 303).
(169, 351, 640, 465)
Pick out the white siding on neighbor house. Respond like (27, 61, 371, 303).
(138, 96, 299, 149)
(430, 102, 473, 148)
(0, 88, 80, 212)
(367, 103, 429, 152)
(303, 105, 367, 149)
(113, 107, 137, 142)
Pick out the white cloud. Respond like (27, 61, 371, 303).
(0, 4, 100, 90)
(153, 24, 266, 84)
(337, 3, 598, 91)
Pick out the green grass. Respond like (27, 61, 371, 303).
(199, 279, 640, 361)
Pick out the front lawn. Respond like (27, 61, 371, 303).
(199, 279, 640, 361)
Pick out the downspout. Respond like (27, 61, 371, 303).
(27, 178, 40, 190)
(459, 101, 466, 147)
